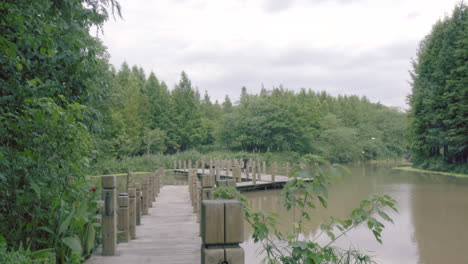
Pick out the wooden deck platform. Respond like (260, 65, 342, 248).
(86, 185, 201, 264)
(174, 169, 291, 192)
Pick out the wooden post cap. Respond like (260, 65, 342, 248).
(201, 188, 213, 200)
(118, 193, 129, 207)
(102, 175, 116, 188)
(226, 180, 236, 187)
(217, 180, 227, 188)
(128, 188, 136, 198)
(134, 183, 141, 191)
(225, 200, 244, 244)
(201, 200, 244, 245)
(201, 246, 224, 264)
(201, 175, 215, 188)
(225, 245, 245, 263)
(201, 200, 225, 245)
(201, 245, 244, 264)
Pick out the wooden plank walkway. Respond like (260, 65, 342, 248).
(175, 169, 291, 191)
(87, 185, 201, 264)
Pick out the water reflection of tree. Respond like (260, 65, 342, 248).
(410, 183, 468, 264)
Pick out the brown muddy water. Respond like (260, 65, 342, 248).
(240, 164, 468, 264)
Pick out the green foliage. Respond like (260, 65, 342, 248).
(0, 235, 56, 264)
(219, 88, 406, 161)
(0, 0, 119, 262)
(408, 2, 467, 173)
(213, 155, 398, 264)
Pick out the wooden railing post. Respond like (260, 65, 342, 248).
(154, 172, 158, 201)
(233, 162, 241, 183)
(156, 168, 163, 195)
(244, 161, 250, 179)
(201, 200, 244, 264)
(117, 193, 129, 243)
(102, 175, 117, 256)
(252, 162, 257, 185)
(272, 161, 277, 182)
(128, 188, 137, 239)
(196, 179, 201, 223)
(215, 160, 220, 181)
(209, 159, 213, 179)
(142, 179, 149, 215)
(257, 161, 261, 181)
(148, 175, 154, 207)
(133, 183, 142, 225)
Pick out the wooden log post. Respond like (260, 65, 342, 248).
(148, 175, 154, 208)
(117, 193, 129, 243)
(262, 161, 267, 176)
(153, 171, 158, 199)
(133, 183, 142, 225)
(178, 160, 182, 171)
(201, 200, 244, 264)
(201, 174, 215, 190)
(196, 180, 201, 223)
(193, 170, 199, 213)
(215, 160, 220, 181)
(184, 160, 187, 171)
(210, 159, 214, 177)
(252, 162, 257, 185)
(272, 161, 277, 182)
(190, 169, 198, 212)
(201, 160, 205, 175)
(257, 161, 261, 181)
(237, 162, 242, 183)
(233, 163, 240, 183)
(102, 175, 117, 256)
(244, 161, 250, 179)
(142, 180, 149, 215)
(217, 179, 236, 187)
(189, 159, 192, 169)
(128, 188, 137, 239)
(188, 169, 193, 200)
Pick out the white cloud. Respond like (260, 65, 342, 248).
(99, 0, 461, 108)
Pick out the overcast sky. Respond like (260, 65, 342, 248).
(99, 0, 460, 109)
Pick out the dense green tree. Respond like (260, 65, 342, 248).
(171, 72, 205, 150)
(0, 0, 121, 260)
(408, 2, 467, 173)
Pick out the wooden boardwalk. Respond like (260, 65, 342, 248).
(87, 185, 201, 264)
(175, 169, 291, 191)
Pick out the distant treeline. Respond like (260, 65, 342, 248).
(90, 61, 407, 166)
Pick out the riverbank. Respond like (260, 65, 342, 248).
(392, 166, 468, 178)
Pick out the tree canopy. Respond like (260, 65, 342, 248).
(408, 2, 467, 173)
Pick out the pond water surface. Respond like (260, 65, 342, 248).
(241, 164, 468, 264)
